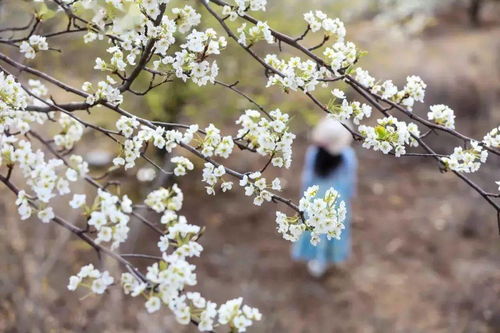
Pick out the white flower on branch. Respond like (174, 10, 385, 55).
(331, 88, 346, 99)
(53, 114, 84, 150)
(323, 41, 357, 74)
(68, 264, 114, 294)
(37, 206, 54, 223)
(427, 104, 456, 129)
(265, 54, 328, 92)
(397, 75, 427, 110)
(69, 194, 86, 209)
(82, 76, 123, 106)
(171, 156, 194, 176)
(359, 116, 420, 156)
(202, 162, 226, 195)
(84, 189, 133, 249)
(441, 141, 488, 173)
(19, 35, 48, 59)
(236, 108, 295, 168)
(172, 5, 201, 34)
(328, 99, 372, 125)
(234, 0, 268, 15)
(483, 126, 500, 148)
(237, 21, 274, 47)
(371, 80, 399, 100)
(145, 185, 183, 214)
(276, 185, 346, 244)
(304, 10, 346, 42)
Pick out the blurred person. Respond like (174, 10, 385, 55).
(292, 118, 357, 278)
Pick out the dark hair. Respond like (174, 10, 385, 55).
(313, 146, 343, 178)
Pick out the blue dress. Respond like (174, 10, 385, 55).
(292, 146, 357, 265)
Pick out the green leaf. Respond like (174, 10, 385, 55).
(375, 125, 387, 139)
(36, 3, 56, 21)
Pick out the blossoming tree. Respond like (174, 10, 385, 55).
(0, 0, 499, 331)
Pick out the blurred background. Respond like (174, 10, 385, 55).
(1, 0, 500, 332)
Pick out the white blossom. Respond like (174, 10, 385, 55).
(427, 104, 456, 129)
(37, 207, 54, 223)
(69, 194, 86, 209)
(236, 109, 295, 168)
(483, 126, 500, 148)
(237, 21, 274, 47)
(68, 265, 113, 294)
(19, 35, 48, 59)
(145, 296, 162, 313)
(359, 116, 420, 156)
(265, 55, 329, 92)
(441, 141, 488, 173)
(171, 156, 194, 176)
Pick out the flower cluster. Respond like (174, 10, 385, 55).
(13, 142, 62, 206)
(239, 172, 281, 206)
(181, 29, 226, 56)
(154, 28, 225, 86)
(0, 73, 45, 135)
(371, 79, 399, 100)
(323, 41, 357, 73)
(233, 0, 268, 15)
(427, 104, 456, 129)
(236, 109, 295, 168)
(202, 163, 232, 195)
(358, 116, 420, 156)
(86, 189, 132, 249)
(53, 114, 84, 150)
(15, 191, 33, 220)
(121, 256, 260, 332)
(237, 21, 274, 47)
(7, 132, 88, 220)
(483, 126, 500, 148)
(67, 264, 114, 294)
(353, 67, 376, 88)
(304, 11, 346, 42)
(352, 68, 427, 111)
(172, 5, 201, 34)
(0, 72, 28, 112)
(129, 184, 261, 331)
(276, 185, 346, 244)
(441, 141, 488, 173)
(218, 297, 262, 332)
(396, 75, 427, 110)
(265, 55, 328, 92)
(199, 124, 234, 158)
(328, 98, 372, 125)
(145, 184, 183, 215)
(94, 46, 130, 72)
(171, 156, 194, 176)
(20, 35, 48, 59)
(114, 116, 197, 169)
(82, 76, 123, 106)
(66, 155, 90, 182)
